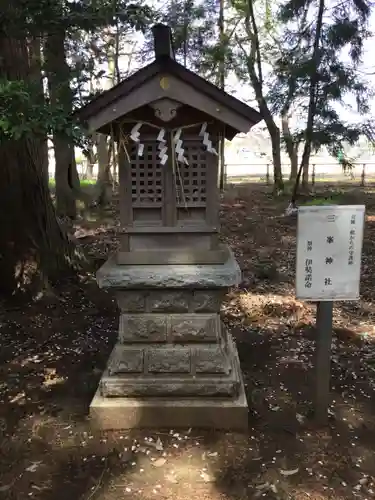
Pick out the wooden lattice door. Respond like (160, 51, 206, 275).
(175, 140, 207, 207)
(130, 141, 163, 207)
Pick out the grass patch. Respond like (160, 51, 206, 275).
(300, 193, 345, 206)
(48, 178, 96, 188)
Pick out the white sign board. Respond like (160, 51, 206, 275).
(296, 205, 365, 301)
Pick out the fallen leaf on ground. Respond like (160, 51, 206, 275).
(207, 451, 218, 457)
(280, 467, 299, 476)
(200, 471, 214, 483)
(152, 458, 166, 467)
(256, 483, 270, 490)
(155, 438, 163, 451)
(165, 473, 178, 484)
(25, 462, 42, 473)
(296, 413, 305, 423)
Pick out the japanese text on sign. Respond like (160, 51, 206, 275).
(296, 205, 365, 301)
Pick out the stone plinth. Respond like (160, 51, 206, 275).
(91, 247, 248, 430)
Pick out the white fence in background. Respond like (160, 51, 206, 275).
(48, 160, 375, 184)
(226, 162, 375, 183)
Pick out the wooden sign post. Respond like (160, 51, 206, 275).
(296, 205, 365, 424)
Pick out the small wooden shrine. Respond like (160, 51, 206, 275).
(75, 24, 263, 430)
(77, 24, 261, 266)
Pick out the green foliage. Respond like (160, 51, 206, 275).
(269, 0, 374, 162)
(0, 0, 155, 147)
(139, 0, 216, 68)
(0, 79, 82, 143)
(0, 0, 153, 34)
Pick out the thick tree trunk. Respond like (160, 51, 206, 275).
(0, 36, 74, 297)
(54, 137, 78, 217)
(28, 35, 49, 185)
(45, 30, 82, 218)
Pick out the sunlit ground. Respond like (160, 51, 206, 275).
(1, 184, 375, 499)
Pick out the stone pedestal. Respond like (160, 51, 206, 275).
(90, 247, 248, 430)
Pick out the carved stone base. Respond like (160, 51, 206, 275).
(100, 334, 239, 398)
(90, 353, 248, 431)
(92, 247, 248, 430)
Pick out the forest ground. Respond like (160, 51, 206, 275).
(1, 183, 375, 500)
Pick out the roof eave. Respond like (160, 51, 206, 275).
(73, 59, 263, 134)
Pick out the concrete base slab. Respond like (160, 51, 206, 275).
(89, 374, 248, 431)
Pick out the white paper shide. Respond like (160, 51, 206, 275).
(296, 205, 365, 301)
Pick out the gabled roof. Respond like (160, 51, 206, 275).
(75, 57, 262, 129)
(75, 22, 263, 134)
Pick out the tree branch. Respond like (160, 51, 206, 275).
(245, 0, 263, 86)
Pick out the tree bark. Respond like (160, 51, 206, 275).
(45, 30, 82, 218)
(53, 137, 77, 217)
(290, 153, 298, 182)
(0, 35, 74, 297)
(218, 0, 226, 191)
(268, 122, 283, 189)
(281, 112, 298, 182)
(94, 134, 113, 206)
(302, 162, 309, 189)
(86, 158, 94, 180)
(28, 35, 49, 186)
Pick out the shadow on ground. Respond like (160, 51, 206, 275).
(1, 183, 375, 499)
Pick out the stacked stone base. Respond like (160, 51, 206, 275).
(90, 389, 247, 431)
(91, 249, 248, 430)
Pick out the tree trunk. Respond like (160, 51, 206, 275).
(94, 134, 113, 206)
(112, 141, 118, 187)
(28, 35, 49, 185)
(302, 162, 309, 189)
(45, 30, 82, 218)
(281, 112, 298, 182)
(290, 153, 298, 182)
(0, 35, 73, 297)
(86, 159, 94, 180)
(240, 0, 284, 192)
(83, 144, 96, 180)
(54, 137, 78, 217)
(291, 0, 325, 205)
(218, 0, 226, 191)
(268, 123, 283, 189)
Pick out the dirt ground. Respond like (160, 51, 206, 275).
(1, 184, 375, 500)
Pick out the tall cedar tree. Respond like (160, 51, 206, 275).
(0, 32, 74, 296)
(0, 0, 152, 296)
